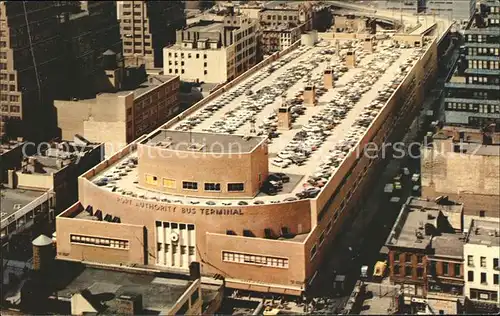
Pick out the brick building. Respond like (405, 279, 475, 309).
(55, 52, 180, 156)
(385, 197, 465, 314)
(421, 126, 500, 229)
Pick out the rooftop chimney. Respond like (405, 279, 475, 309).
(189, 261, 201, 280)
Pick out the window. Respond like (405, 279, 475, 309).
(494, 258, 499, 269)
(319, 231, 325, 245)
(394, 251, 401, 262)
(326, 220, 332, 233)
(204, 70, 207, 75)
(182, 181, 198, 190)
(222, 251, 289, 268)
(145, 174, 158, 185)
(454, 263, 461, 277)
(70, 234, 129, 249)
(228, 183, 244, 192)
(468, 271, 474, 282)
(394, 264, 400, 275)
(405, 254, 411, 263)
(468, 255, 474, 267)
(204, 182, 221, 191)
(479, 210, 486, 217)
(163, 178, 176, 189)
(310, 244, 317, 260)
(443, 263, 449, 276)
(417, 255, 423, 264)
(405, 266, 412, 277)
(481, 256, 486, 268)
(481, 272, 487, 284)
(494, 274, 499, 285)
(417, 268, 424, 279)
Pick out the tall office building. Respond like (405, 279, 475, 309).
(119, 1, 186, 69)
(58, 1, 122, 99)
(0, 1, 65, 141)
(426, 0, 477, 22)
(444, 0, 500, 130)
(0, 1, 122, 141)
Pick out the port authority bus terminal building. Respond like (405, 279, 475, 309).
(55, 33, 439, 296)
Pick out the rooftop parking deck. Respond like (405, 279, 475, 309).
(88, 36, 429, 206)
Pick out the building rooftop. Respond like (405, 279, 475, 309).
(0, 187, 47, 220)
(186, 20, 224, 33)
(386, 197, 463, 250)
(143, 130, 265, 153)
(84, 35, 434, 206)
(466, 220, 500, 247)
(0, 140, 24, 155)
(431, 233, 465, 258)
(54, 266, 194, 314)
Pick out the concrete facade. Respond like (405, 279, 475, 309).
(464, 220, 500, 310)
(163, 13, 258, 84)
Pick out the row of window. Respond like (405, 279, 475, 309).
(0, 94, 19, 102)
(467, 76, 499, 85)
(470, 288, 498, 302)
(168, 52, 207, 59)
(0, 73, 15, 81)
(467, 47, 500, 56)
(394, 252, 425, 264)
(145, 175, 245, 192)
(394, 265, 425, 278)
(468, 60, 500, 70)
(446, 102, 500, 114)
(429, 261, 462, 277)
(467, 255, 499, 269)
(467, 270, 499, 285)
(70, 234, 129, 249)
(0, 105, 20, 113)
(467, 34, 498, 44)
(168, 68, 208, 76)
(262, 14, 298, 21)
(222, 251, 289, 269)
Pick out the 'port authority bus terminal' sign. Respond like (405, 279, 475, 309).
(116, 197, 244, 216)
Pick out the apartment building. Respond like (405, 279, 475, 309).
(421, 126, 500, 228)
(464, 220, 500, 313)
(163, 8, 257, 84)
(259, 3, 314, 33)
(119, 1, 185, 69)
(426, 0, 477, 22)
(385, 197, 466, 314)
(444, 1, 500, 130)
(55, 51, 180, 155)
(0, 1, 65, 141)
(260, 26, 301, 56)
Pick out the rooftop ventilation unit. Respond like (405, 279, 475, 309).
(243, 230, 254, 237)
